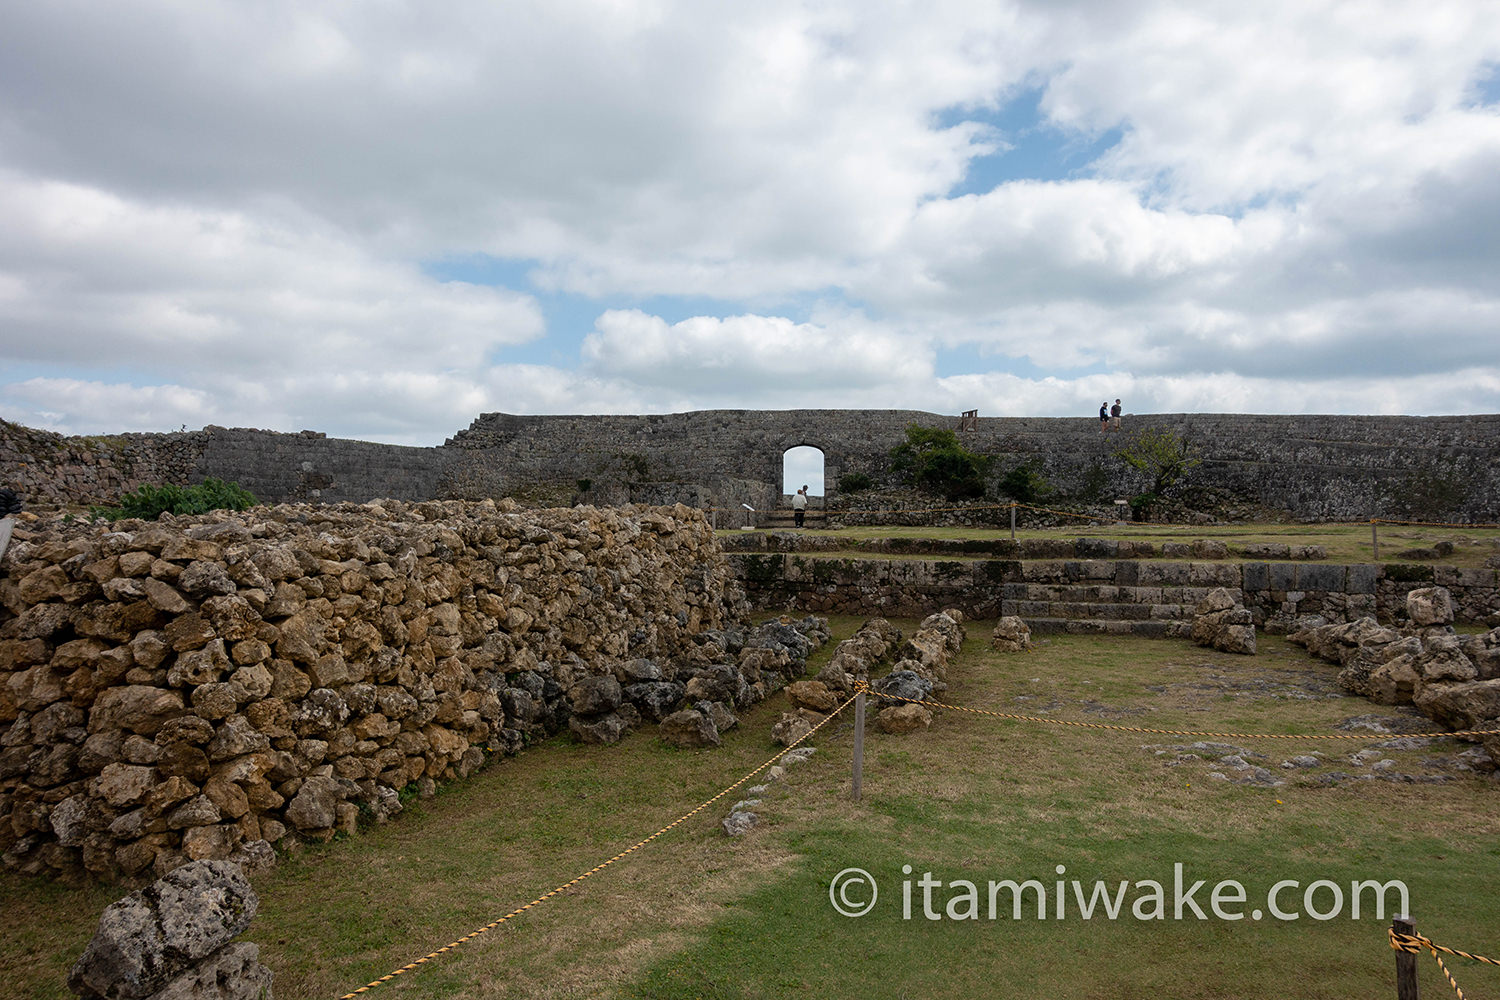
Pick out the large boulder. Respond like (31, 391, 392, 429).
(1338, 636, 1422, 699)
(568, 675, 623, 716)
(784, 680, 837, 713)
(871, 669, 933, 705)
(568, 711, 628, 745)
(1407, 587, 1455, 627)
(1413, 679, 1500, 731)
(1190, 588, 1256, 655)
(877, 703, 932, 734)
(990, 616, 1031, 653)
(68, 860, 267, 1000)
(658, 709, 720, 748)
(770, 712, 814, 747)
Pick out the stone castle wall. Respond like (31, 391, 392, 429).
(0, 500, 748, 882)
(730, 549, 1500, 627)
(448, 410, 1500, 520)
(4, 410, 1499, 520)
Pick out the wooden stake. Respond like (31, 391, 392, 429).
(851, 690, 865, 802)
(1394, 916, 1419, 1000)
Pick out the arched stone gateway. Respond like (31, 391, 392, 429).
(781, 445, 825, 499)
(3, 410, 1498, 520)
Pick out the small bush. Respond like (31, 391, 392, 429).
(91, 477, 258, 522)
(999, 459, 1051, 503)
(837, 471, 873, 493)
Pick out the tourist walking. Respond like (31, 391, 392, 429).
(792, 485, 808, 527)
(1099, 402, 1109, 433)
(1111, 399, 1122, 431)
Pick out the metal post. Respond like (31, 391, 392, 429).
(1394, 916, 1419, 1000)
(1372, 520, 1380, 561)
(1009, 502, 1016, 541)
(851, 690, 865, 802)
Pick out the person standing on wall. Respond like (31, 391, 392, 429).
(1099, 402, 1109, 433)
(1111, 399, 1122, 431)
(792, 485, 808, 527)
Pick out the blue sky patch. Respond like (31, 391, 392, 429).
(424, 254, 839, 368)
(1475, 62, 1500, 105)
(938, 86, 1123, 197)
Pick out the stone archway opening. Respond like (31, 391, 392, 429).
(782, 445, 825, 501)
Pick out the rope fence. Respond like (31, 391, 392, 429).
(842, 684, 1499, 998)
(336, 693, 857, 998)
(328, 631, 1498, 998)
(1391, 923, 1500, 1000)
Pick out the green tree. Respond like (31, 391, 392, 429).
(1114, 428, 1199, 519)
(889, 424, 993, 499)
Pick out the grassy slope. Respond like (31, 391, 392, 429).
(4, 622, 1498, 999)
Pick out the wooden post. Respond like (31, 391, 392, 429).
(1394, 916, 1419, 1000)
(1372, 520, 1380, 561)
(1009, 502, 1017, 541)
(851, 690, 865, 802)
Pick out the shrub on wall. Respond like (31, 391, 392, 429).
(90, 478, 258, 522)
(888, 424, 993, 500)
(998, 458, 1052, 503)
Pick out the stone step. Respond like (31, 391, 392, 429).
(1005, 600, 1182, 621)
(1001, 582, 1240, 608)
(1024, 617, 1190, 638)
(760, 510, 829, 527)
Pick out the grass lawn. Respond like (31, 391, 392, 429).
(4, 620, 1498, 999)
(722, 522, 1500, 567)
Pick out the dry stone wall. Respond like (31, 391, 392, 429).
(1, 499, 747, 883)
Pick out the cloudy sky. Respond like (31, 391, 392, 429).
(2, 0, 1498, 447)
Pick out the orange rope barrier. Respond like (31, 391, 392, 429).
(336, 695, 855, 998)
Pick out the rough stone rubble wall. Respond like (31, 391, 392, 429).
(1, 500, 742, 883)
(0, 420, 208, 509)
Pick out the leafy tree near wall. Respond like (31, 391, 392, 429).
(1114, 428, 1199, 519)
(998, 458, 1052, 503)
(888, 424, 994, 499)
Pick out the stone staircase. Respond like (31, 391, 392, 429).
(758, 509, 830, 529)
(999, 560, 1242, 637)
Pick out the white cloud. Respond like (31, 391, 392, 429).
(581, 309, 931, 394)
(0, 175, 543, 376)
(1, 0, 1498, 444)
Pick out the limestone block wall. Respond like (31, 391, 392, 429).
(730, 553, 1500, 628)
(5, 410, 1498, 519)
(451, 410, 1500, 520)
(0, 500, 744, 883)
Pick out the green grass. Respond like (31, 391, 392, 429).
(722, 522, 1500, 567)
(4, 623, 1498, 999)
